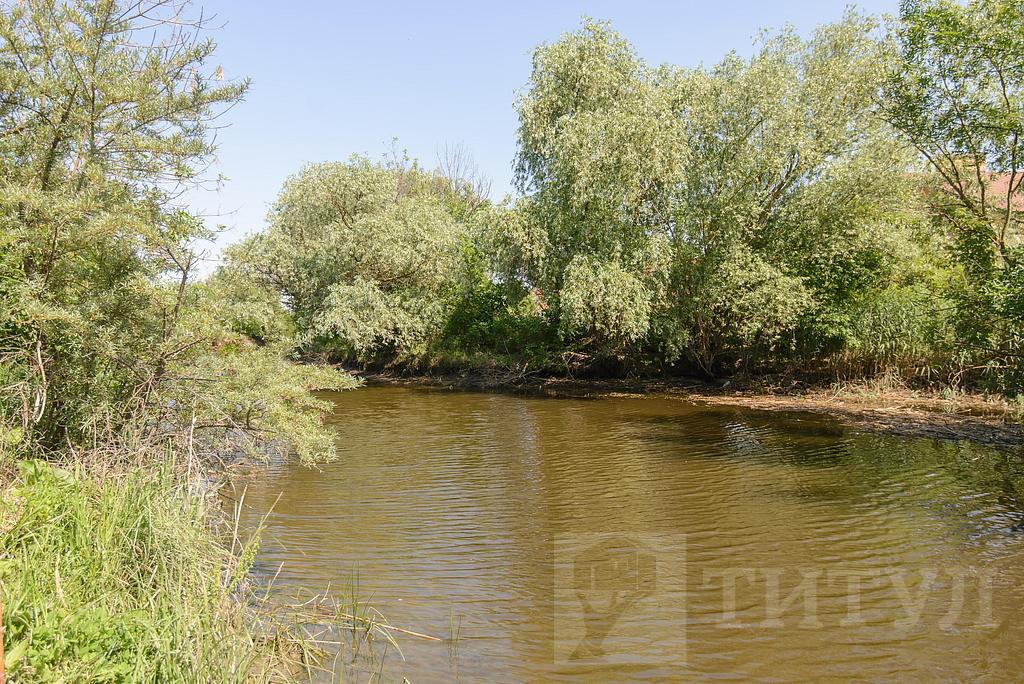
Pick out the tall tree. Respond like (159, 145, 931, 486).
(0, 0, 247, 444)
(885, 0, 1024, 387)
(513, 20, 684, 355)
(239, 155, 475, 360)
(511, 16, 925, 374)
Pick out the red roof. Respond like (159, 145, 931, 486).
(987, 172, 1024, 212)
(930, 168, 1024, 213)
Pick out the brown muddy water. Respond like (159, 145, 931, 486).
(236, 385, 1024, 682)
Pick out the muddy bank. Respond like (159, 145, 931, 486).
(361, 372, 1024, 448)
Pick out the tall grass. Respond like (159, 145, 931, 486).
(0, 456, 314, 682)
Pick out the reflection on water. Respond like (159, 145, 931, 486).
(235, 386, 1024, 682)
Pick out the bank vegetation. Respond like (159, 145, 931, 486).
(0, 1, 355, 680)
(233, 1, 1024, 406)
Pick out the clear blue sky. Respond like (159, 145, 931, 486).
(189, 0, 898, 268)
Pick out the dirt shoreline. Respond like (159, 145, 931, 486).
(360, 371, 1024, 449)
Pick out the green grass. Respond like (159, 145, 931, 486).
(0, 458, 311, 682)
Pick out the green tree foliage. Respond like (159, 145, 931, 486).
(439, 237, 548, 357)
(510, 16, 936, 374)
(0, 0, 353, 458)
(238, 154, 486, 361)
(512, 21, 680, 356)
(884, 0, 1024, 390)
(559, 255, 653, 346)
(216, 9, 1022, 394)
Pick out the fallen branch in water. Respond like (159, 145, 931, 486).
(334, 612, 443, 642)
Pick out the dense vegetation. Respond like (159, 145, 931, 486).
(1, 0, 1022, 680)
(0, 457, 315, 680)
(238, 1, 1023, 395)
(0, 1, 354, 679)
(0, 0, 354, 461)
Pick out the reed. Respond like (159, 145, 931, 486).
(0, 455, 314, 682)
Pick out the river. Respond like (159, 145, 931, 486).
(236, 385, 1024, 682)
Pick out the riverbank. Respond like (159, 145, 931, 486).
(0, 442, 321, 682)
(363, 372, 1024, 448)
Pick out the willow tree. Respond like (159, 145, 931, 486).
(0, 0, 248, 445)
(238, 155, 474, 361)
(0, 1, 356, 460)
(513, 20, 685, 356)
(667, 14, 932, 374)
(512, 16, 931, 375)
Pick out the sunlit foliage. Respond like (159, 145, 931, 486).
(239, 11, 1023, 393)
(0, 0, 354, 458)
(238, 154, 486, 361)
(884, 0, 1024, 390)
(506, 16, 939, 375)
